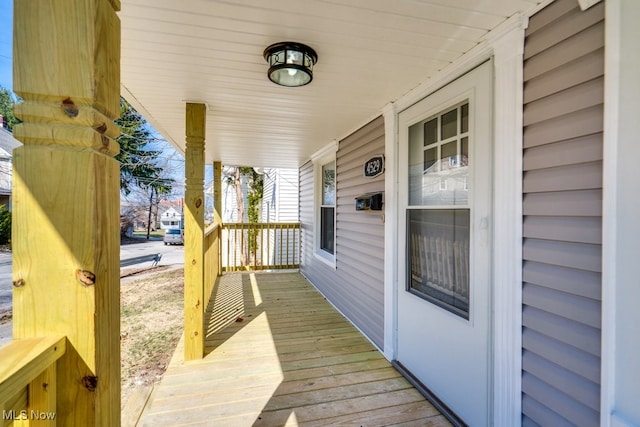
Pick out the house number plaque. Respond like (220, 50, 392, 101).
(363, 155, 384, 178)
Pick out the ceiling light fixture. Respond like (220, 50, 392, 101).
(263, 42, 318, 87)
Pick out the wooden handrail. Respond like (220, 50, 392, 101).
(204, 222, 219, 237)
(0, 336, 66, 404)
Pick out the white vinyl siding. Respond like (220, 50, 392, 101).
(300, 116, 385, 348)
(522, 1, 604, 425)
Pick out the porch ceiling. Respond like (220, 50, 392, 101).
(119, 0, 543, 169)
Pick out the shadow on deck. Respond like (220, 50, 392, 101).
(136, 272, 450, 426)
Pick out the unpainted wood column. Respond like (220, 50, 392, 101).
(11, 0, 121, 425)
(184, 103, 206, 360)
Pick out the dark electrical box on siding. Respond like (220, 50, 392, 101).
(355, 192, 383, 211)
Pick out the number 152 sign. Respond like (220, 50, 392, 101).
(363, 155, 385, 178)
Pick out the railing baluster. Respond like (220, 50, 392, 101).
(226, 228, 230, 272)
(287, 226, 291, 267)
(233, 227, 237, 272)
(278, 227, 282, 265)
(253, 224, 258, 270)
(266, 223, 271, 269)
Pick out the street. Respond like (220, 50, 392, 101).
(0, 239, 184, 345)
(120, 238, 184, 267)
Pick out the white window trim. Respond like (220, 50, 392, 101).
(383, 13, 527, 427)
(310, 141, 338, 269)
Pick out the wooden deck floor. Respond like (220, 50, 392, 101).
(137, 272, 450, 426)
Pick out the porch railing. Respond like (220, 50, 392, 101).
(184, 221, 222, 360)
(222, 222, 300, 271)
(0, 335, 66, 426)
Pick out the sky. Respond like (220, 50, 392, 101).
(0, 0, 12, 91)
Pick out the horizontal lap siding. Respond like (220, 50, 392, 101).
(262, 170, 277, 222)
(300, 161, 315, 278)
(276, 169, 300, 222)
(522, 1, 604, 426)
(299, 117, 386, 349)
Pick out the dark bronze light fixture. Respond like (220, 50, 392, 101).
(263, 42, 318, 87)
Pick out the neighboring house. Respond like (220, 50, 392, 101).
(160, 206, 182, 230)
(221, 168, 300, 267)
(0, 125, 21, 210)
(260, 168, 298, 223)
(260, 168, 299, 266)
(220, 171, 247, 223)
(221, 168, 298, 223)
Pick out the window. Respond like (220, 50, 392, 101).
(320, 161, 335, 255)
(408, 100, 471, 319)
(311, 143, 337, 266)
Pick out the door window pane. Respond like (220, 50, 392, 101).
(461, 137, 469, 167)
(441, 141, 457, 170)
(424, 118, 438, 146)
(441, 109, 458, 139)
(461, 103, 469, 133)
(407, 209, 470, 319)
(407, 100, 471, 318)
(424, 147, 437, 172)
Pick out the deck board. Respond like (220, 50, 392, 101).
(138, 272, 449, 426)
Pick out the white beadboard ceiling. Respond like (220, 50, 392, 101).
(119, 0, 544, 168)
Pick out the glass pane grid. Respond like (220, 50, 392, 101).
(409, 100, 470, 207)
(422, 103, 469, 175)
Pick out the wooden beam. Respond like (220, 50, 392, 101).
(12, 0, 121, 425)
(184, 103, 206, 360)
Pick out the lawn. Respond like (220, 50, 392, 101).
(120, 268, 184, 406)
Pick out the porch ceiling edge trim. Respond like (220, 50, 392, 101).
(395, 12, 529, 115)
(121, 84, 184, 155)
(529, 0, 561, 16)
(578, 0, 603, 11)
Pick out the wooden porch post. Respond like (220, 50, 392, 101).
(12, 0, 121, 425)
(213, 161, 222, 224)
(184, 103, 206, 360)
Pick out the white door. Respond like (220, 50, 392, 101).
(396, 60, 493, 426)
